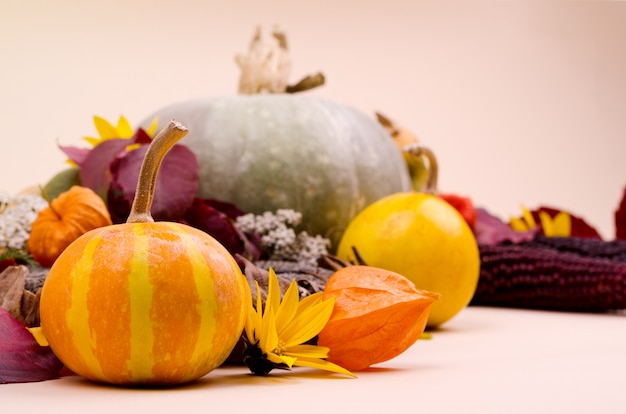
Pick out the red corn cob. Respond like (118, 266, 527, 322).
(472, 242, 626, 312)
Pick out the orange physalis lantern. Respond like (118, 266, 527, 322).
(317, 265, 439, 371)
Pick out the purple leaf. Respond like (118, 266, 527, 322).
(79, 138, 134, 200)
(474, 207, 537, 246)
(184, 198, 263, 262)
(58, 145, 91, 167)
(0, 308, 64, 384)
(202, 198, 246, 220)
(107, 144, 199, 222)
(76, 129, 166, 207)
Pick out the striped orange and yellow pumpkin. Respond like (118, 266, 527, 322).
(39, 120, 248, 385)
(40, 222, 247, 385)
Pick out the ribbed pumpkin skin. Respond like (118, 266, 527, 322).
(40, 222, 248, 385)
(28, 186, 112, 267)
(143, 95, 412, 244)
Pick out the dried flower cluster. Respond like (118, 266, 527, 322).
(0, 192, 47, 250)
(235, 209, 330, 265)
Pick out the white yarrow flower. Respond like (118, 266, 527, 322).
(0, 192, 48, 250)
(235, 209, 330, 265)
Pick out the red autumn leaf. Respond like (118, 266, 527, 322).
(439, 193, 477, 230)
(130, 128, 153, 145)
(78, 138, 134, 200)
(0, 258, 16, 274)
(184, 198, 263, 262)
(203, 198, 246, 221)
(0, 308, 64, 384)
(107, 143, 199, 223)
(615, 186, 626, 240)
(532, 206, 602, 239)
(76, 128, 154, 200)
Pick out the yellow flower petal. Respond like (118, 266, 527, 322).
(281, 297, 335, 348)
(509, 216, 529, 232)
(245, 281, 263, 344)
(145, 117, 159, 137)
(253, 282, 263, 338)
(267, 352, 296, 368)
(260, 302, 279, 353)
(116, 115, 134, 138)
(297, 291, 323, 312)
(552, 211, 572, 237)
(292, 356, 356, 377)
(275, 279, 300, 330)
(266, 268, 281, 315)
(125, 143, 141, 152)
(284, 344, 330, 359)
(521, 205, 537, 229)
(245, 304, 258, 344)
(539, 211, 554, 236)
(93, 115, 118, 140)
(242, 267, 352, 377)
(83, 136, 102, 146)
(255, 282, 263, 321)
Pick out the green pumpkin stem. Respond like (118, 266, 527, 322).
(402, 144, 439, 194)
(126, 120, 189, 224)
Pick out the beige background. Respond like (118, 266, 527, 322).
(2, 0, 625, 238)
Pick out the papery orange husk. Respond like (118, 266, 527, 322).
(317, 265, 439, 371)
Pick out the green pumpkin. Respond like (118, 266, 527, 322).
(142, 94, 412, 246)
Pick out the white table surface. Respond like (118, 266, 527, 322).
(2, 306, 625, 414)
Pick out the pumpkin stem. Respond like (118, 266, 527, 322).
(403, 144, 439, 194)
(126, 120, 189, 224)
(236, 26, 324, 94)
(285, 72, 325, 93)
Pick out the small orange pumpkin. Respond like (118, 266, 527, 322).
(27, 186, 112, 267)
(318, 265, 439, 371)
(39, 121, 248, 385)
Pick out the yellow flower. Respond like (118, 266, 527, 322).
(83, 115, 158, 147)
(66, 115, 159, 167)
(510, 206, 571, 237)
(243, 268, 355, 377)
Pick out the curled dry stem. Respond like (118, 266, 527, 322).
(126, 120, 189, 224)
(403, 144, 439, 194)
(319, 246, 368, 270)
